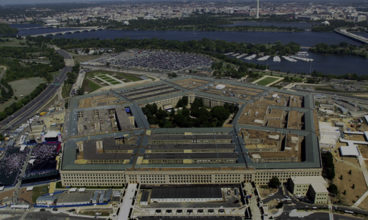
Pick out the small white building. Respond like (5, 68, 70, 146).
(339, 145, 360, 157)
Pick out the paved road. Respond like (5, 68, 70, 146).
(0, 210, 93, 220)
(0, 49, 72, 132)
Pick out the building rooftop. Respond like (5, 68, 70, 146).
(291, 176, 327, 185)
(150, 186, 222, 199)
(61, 75, 321, 171)
(311, 182, 328, 193)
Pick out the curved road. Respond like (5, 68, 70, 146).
(0, 49, 72, 132)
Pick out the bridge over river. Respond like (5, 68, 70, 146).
(335, 28, 368, 44)
(28, 26, 104, 37)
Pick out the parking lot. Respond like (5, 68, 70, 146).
(86, 49, 213, 73)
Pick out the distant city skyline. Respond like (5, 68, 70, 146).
(0, 0, 358, 6)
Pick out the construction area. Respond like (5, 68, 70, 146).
(76, 107, 135, 136)
(172, 78, 210, 90)
(240, 129, 303, 163)
(78, 94, 125, 109)
(200, 83, 263, 101)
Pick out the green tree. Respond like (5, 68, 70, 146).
(268, 176, 281, 188)
(328, 184, 338, 195)
(322, 152, 335, 180)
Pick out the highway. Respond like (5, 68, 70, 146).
(0, 49, 73, 132)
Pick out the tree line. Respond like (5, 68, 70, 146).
(0, 83, 46, 121)
(0, 23, 17, 36)
(30, 37, 303, 79)
(0, 45, 64, 104)
(310, 42, 368, 58)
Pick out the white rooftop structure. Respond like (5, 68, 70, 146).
(215, 84, 226, 90)
(364, 115, 368, 124)
(0, 186, 4, 191)
(26, 186, 34, 191)
(44, 131, 60, 138)
(291, 176, 327, 186)
(319, 122, 340, 148)
(69, 188, 77, 192)
(20, 145, 27, 152)
(340, 145, 360, 157)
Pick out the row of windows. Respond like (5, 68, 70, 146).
(62, 170, 321, 185)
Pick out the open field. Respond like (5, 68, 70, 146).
(0, 77, 46, 111)
(9, 77, 46, 98)
(71, 53, 102, 63)
(333, 156, 367, 206)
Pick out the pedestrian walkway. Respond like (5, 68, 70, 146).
(116, 184, 137, 220)
(244, 183, 262, 220)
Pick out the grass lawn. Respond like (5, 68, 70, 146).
(255, 76, 280, 86)
(0, 77, 46, 111)
(32, 185, 49, 203)
(71, 53, 102, 63)
(82, 78, 101, 93)
(116, 72, 141, 82)
(90, 70, 141, 82)
(0, 38, 27, 47)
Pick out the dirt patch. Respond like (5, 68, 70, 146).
(358, 195, 368, 210)
(258, 187, 278, 199)
(18, 188, 33, 204)
(0, 189, 14, 203)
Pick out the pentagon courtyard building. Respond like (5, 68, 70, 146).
(60, 75, 322, 187)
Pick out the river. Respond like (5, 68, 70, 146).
(15, 25, 368, 75)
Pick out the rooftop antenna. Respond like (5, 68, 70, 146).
(256, 0, 260, 19)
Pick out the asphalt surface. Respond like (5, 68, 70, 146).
(0, 49, 72, 132)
